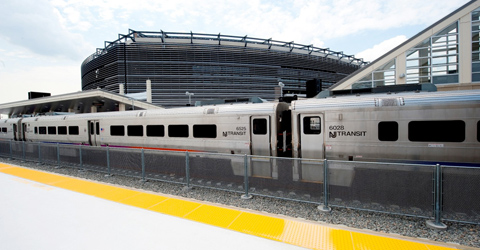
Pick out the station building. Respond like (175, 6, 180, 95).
(81, 30, 365, 107)
(330, 0, 480, 93)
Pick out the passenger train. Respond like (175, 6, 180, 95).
(1, 90, 479, 185)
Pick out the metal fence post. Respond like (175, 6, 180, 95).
(185, 151, 191, 188)
(426, 164, 447, 230)
(141, 148, 146, 182)
(241, 154, 252, 199)
(22, 141, 26, 162)
(79, 144, 83, 169)
(9, 140, 12, 160)
(56, 143, 60, 168)
(106, 145, 111, 176)
(37, 142, 42, 165)
(318, 159, 332, 212)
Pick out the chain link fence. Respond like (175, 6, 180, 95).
(1, 140, 479, 225)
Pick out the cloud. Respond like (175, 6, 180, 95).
(0, 0, 92, 61)
(44, 0, 470, 50)
(0, 64, 80, 104)
(355, 35, 408, 62)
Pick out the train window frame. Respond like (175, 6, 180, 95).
(193, 124, 217, 138)
(110, 125, 125, 136)
(168, 125, 189, 138)
(253, 118, 268, 135)
(303, 116, 321, 135)
(48, 126, 57, 135)
(146, 125, 165, 137)
(69, 126, 79, 135)
(58, 126, 67, 135)
(2, 127, 8, 133)
(408, 120, 465, 142)
(378, 121, 398, 141)
(39, 127, 47, 135)
(127, 125, 144, 137)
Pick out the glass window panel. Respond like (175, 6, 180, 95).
(408, 120, 464, 142)
(472, 62, 480, 73)
(412, 38, 430, 49)
(253, 119, 267, 135)
(376, 59, 395, 70)
(448, 56, 457, 63)
(472, 8, 480, 21)
(432, 74, 458, 84)
(473, 42, 480, 53)
(473, 73, 480, 82)
(432, 57, 447, 65)
(352, 81, 373, 89)
(448, 65, 457, 73)
(358, 74, 372, 82)
(435, 22, 457, 36)
(39, 127, 47, 134)
(378, 122, 398, 141)
(146, 125, 165, 137)
(110, 125, 125, 136)
(303, 117, 321, 135)
(69, 126, 79, 135)
(48, 126, 56, 135)
(168, 125, 189, 137)
(58, 126, 67, 135)
(127, 125, 143, 137)
(407, 48, 430, 59)
(473, 33, 480, 44)
(193, 124, 217, 138)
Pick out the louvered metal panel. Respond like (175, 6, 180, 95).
(81, 30, 363, 107)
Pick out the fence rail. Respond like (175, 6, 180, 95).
(1, 140, 479, 226)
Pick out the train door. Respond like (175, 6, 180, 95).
(298, 114, 324, 182)
(88, 120, 100, 146)
(250, 116, 271, 177)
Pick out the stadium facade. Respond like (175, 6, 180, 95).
(81, 30, 365, 107)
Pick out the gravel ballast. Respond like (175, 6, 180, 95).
(1, 158, 479, 249)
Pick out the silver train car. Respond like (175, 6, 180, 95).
(1, 90, 479, 184)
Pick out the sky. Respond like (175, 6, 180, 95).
(0, 0, 472, 105)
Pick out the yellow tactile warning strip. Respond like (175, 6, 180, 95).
(0, 163, 463, 250)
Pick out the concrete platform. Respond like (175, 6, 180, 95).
(0, 163, 469, 250)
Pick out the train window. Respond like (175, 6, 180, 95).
(96, 123, 100, 135)
(48, 126, 57, 135)
(253, 119, 267, 135)
(378, 121, 398, 141)
(58, 126, 67, 135)
(69, 126, 79, 135)
(1, 127, 6, 133)
(193, 125, 217, 138)
(39, 127, 47, 134)
(110, 125, 125, 136)
(34, 127, 37, 134)
(303, 116, 321, 134)
(168, 125, 189, 138)
(128, 125, 143, 137)
(146, 125, 165, 137)
(408, 120, 465, 142)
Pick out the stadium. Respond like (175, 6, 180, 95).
(81, 29, 366, 107)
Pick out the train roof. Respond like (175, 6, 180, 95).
(13, 102, 288, 122)
(291, 89, 480, 111)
